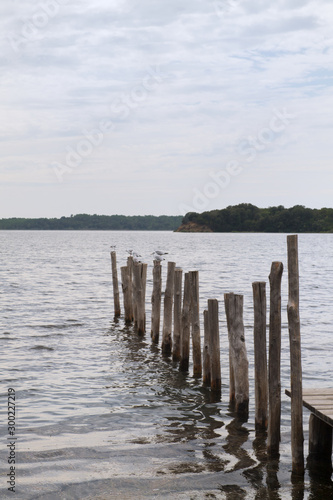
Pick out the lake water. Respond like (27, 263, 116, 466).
(1, 230, 333, 499)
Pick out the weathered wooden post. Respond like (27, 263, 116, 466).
(252, 281, 268, 430)
(208, 299, 221, 394)
(151, 260, 162, 343)
(172, 268, 183, 361)
(203, 309, 210, 385)
(224, 293, 249, 414)
(127, 256, 135, 323)
(121, 266, 132, 323)
(142, 262, 147, 331)
(132, 261, 138, 327)
(179, 272, 191, 372)
(127, 256, 134, 322)
(162, 261, 176, 355)
(308, 413, 332, 476)
(267, 261, 283, 457)
(189, 271, 202, 377)
(287, 234, 304, 476)
(111, 251, 121, 317)
(133, 262, 147, 335)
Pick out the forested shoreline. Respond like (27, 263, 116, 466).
(176, 204, 333, 233)
(0, 214, 183, 231)
(2, 205, 333, 232)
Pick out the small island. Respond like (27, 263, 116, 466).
(175, 204, 333, 233)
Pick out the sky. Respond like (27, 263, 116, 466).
(1, 0, 333, 218)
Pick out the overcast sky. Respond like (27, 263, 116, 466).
(1, 0, 333, 218)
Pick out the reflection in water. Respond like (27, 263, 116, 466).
(223, 406, 256, 471)
(266, 459, 281, 500)
(290, 475, 305, 500)
(308, 476, 333, 500)
(218, 484, 247, 499)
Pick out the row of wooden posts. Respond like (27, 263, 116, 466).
(110, 235, 304, 476)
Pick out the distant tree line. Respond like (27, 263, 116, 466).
(180, 204, 333, 232)
(0, 214, 183, 231)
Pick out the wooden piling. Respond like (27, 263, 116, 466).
(151, 260, 162, 344)
(121, 266, 132, 324)
(127, 256, 134, 323)
(308, 413, 332, 476)
(252, 281, 268, 431)
(203, 309, 210, 385)
(179, 272, 191, 372)
(126, 256, 134, 322)
(172, 268, 183, 361)
(133, 262, 147, 335)
(208, 299, 221, 393)
(224, 293, 249, 414)
(267, 261, 283, 457)
(287, 234, 304, 476)
(111, 251, 121, 317)
(142, 262, 147, 331)
(189, 271, 202, 377)
(162, 261, 176, 355)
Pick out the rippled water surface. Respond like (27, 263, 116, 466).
(1, 231, 333, 499)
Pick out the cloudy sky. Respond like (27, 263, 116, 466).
(1, 0, 333, 218)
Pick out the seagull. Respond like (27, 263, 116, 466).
(152, 253, 165, 262)
(126, 249, 133, 255)
(132, 251, 141, 258)
(110, 245, 116, 250)
(133, 255, 142, 263)
(151, 250, 168, 255)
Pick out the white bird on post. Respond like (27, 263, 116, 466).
(152, 252, 165, 262)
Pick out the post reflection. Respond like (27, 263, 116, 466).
(223, 405, 256, 471)
(307, 461, 333, 499)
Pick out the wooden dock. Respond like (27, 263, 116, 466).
(286, 388, 333, 474)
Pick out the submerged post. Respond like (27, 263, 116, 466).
(111, 251, 121, 317)
(203, 309, 210, 385)
(252, 281, 268, 431)
(189, 271, 202, 377)
(267, 261, 283, 457)
(173, 268, 183, 361)
(179, 272, 191, 372)
(162, 261, 176, 355)
(208, 299, 221, 394)
(224, 293, 249, 414)
(121, 266, 132, 324)
(287, 235, 304, 476)
(151, 260, 162, 344)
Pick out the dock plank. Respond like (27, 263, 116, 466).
(285, 388, 333, 428)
